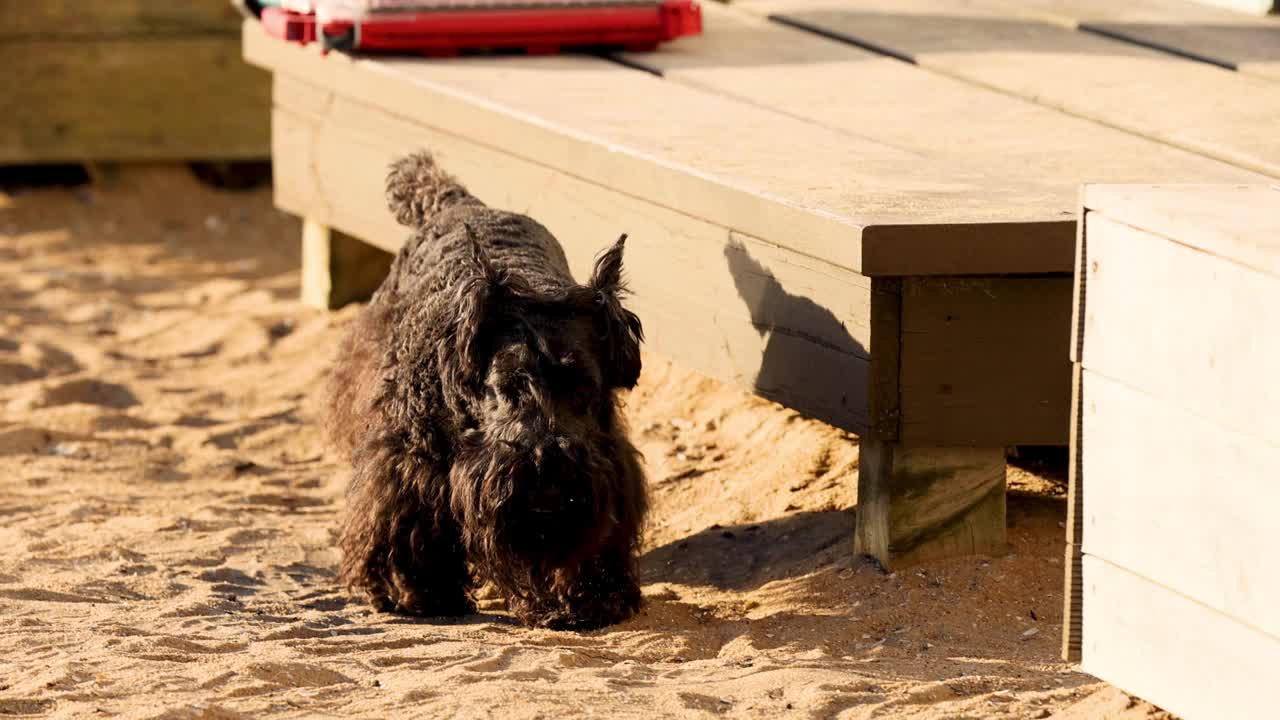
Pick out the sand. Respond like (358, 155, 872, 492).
(0, 167, 1174, 719)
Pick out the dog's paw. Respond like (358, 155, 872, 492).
(364, 589, 476, 619)
(513, 589, 641, 631)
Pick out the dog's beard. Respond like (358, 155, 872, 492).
(449, 430, 619, 580)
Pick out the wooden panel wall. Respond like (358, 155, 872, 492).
(2, 1, 270, 163)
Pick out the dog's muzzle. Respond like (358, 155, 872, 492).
(450, 433, 613, 567)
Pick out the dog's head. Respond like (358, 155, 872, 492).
(444, 234, 645, 572)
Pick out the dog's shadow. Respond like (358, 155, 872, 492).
(723, 239, 868, 428)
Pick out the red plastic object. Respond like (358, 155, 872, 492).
(260, 1, 701, 56)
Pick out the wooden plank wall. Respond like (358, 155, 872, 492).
(1, 1, 270, 163)
(1071, 186, 1280, 718)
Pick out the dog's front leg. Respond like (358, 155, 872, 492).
(339, 446, 476, 618)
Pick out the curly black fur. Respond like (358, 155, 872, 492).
(327, 151, 647, 630)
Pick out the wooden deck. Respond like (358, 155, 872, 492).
(242, 0, 1276, 570)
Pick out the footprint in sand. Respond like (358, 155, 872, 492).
(0, 699, 54, 716)
(116, 311, 275, 362)
(8, 378, 138, 411)
(0, 587, 108, 604)
(0, 360, 43, 385)
(244, 662, 354, 688)
(197, 567, 266, 599)
(0, 426, 57, 456)
(20, 342, 82, 374)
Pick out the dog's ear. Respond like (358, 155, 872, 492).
(589, 234, 644, 389)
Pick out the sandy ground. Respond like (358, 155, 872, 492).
(0, 167, 1174, 719)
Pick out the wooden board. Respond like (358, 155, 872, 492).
(1081, 369, 1280, 640)
(1061, 364, 1085, 662)
(1083, 184, 1280, 277)
(897, 276, 1073, 446)
(0, 0, 244, 38)
(1, 37, 270, 162)
(991, 0, 1280, 81)
(1062, 201, 1090, 662)
(1186, 0, 1278, 17)
(742, 0, 1280, 179)
(1083, 556, 1280, 720)
(620, 1, 1262, 259)
(856, 440, 1006, 568)
(1080, 213, 1280, 438)
(244, 20, 1169, 276)
(271, 77, 873, 431)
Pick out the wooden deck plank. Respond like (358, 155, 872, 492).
(1080, 213, 1280, 439)
(244, 20, 1186, 276)
(1081, 370, 1280, 640)
(1082, 556, 1280, 720)
(1082, 184, 1280, 277)
(271, 79, 873, 431)
(616, 4, 1259, 272)
(2, 37, 270, 163)
(997, 0, 1280, 80)
(620, 4, 1266, 275)
(743, 0, 1280, 179)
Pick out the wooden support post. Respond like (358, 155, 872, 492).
(853, 276, 1075, 569)
(856, 440, 1007, 568)
(301, 218, 393, 310)
(855, 277, 1006, 567)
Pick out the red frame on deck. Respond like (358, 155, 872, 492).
(260, 2, 702, 55)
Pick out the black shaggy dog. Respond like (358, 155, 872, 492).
(327, 152, 648, 630)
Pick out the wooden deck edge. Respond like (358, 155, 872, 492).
(241, 20, 870, 274)
(270, 85, 874, 433)
(862, 222, 1077, 276)
(243, 19, 1084, 277)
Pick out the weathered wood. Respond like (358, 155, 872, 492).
(996, 0, 1280, 81)
(1, 37, 270, 163)
(1074, 185, 1280, 710)
(856, 278, 1006, 569)
(0, 0, 243, 38)
(1081, 213, 1280, 435)
(1061, 364, 1085, 663)
(867, 278, 902, 442)
(620, 2, 1260, 274)
(1062, 199, 1090, 663)
(1081, 369, 1280, 639)
(856, 441, 1007, 568)
(300, 220, 394, 310)
(1082, 184, 1280, 277)
(270, 78, 874, 430)
(1083, 556, 1280, 720)
(242, 19, 1242, 276)
(745, 0, 1280, 178)
(898, 276, 1073, 446)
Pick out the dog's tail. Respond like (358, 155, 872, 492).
(385, 151, 480, 228)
